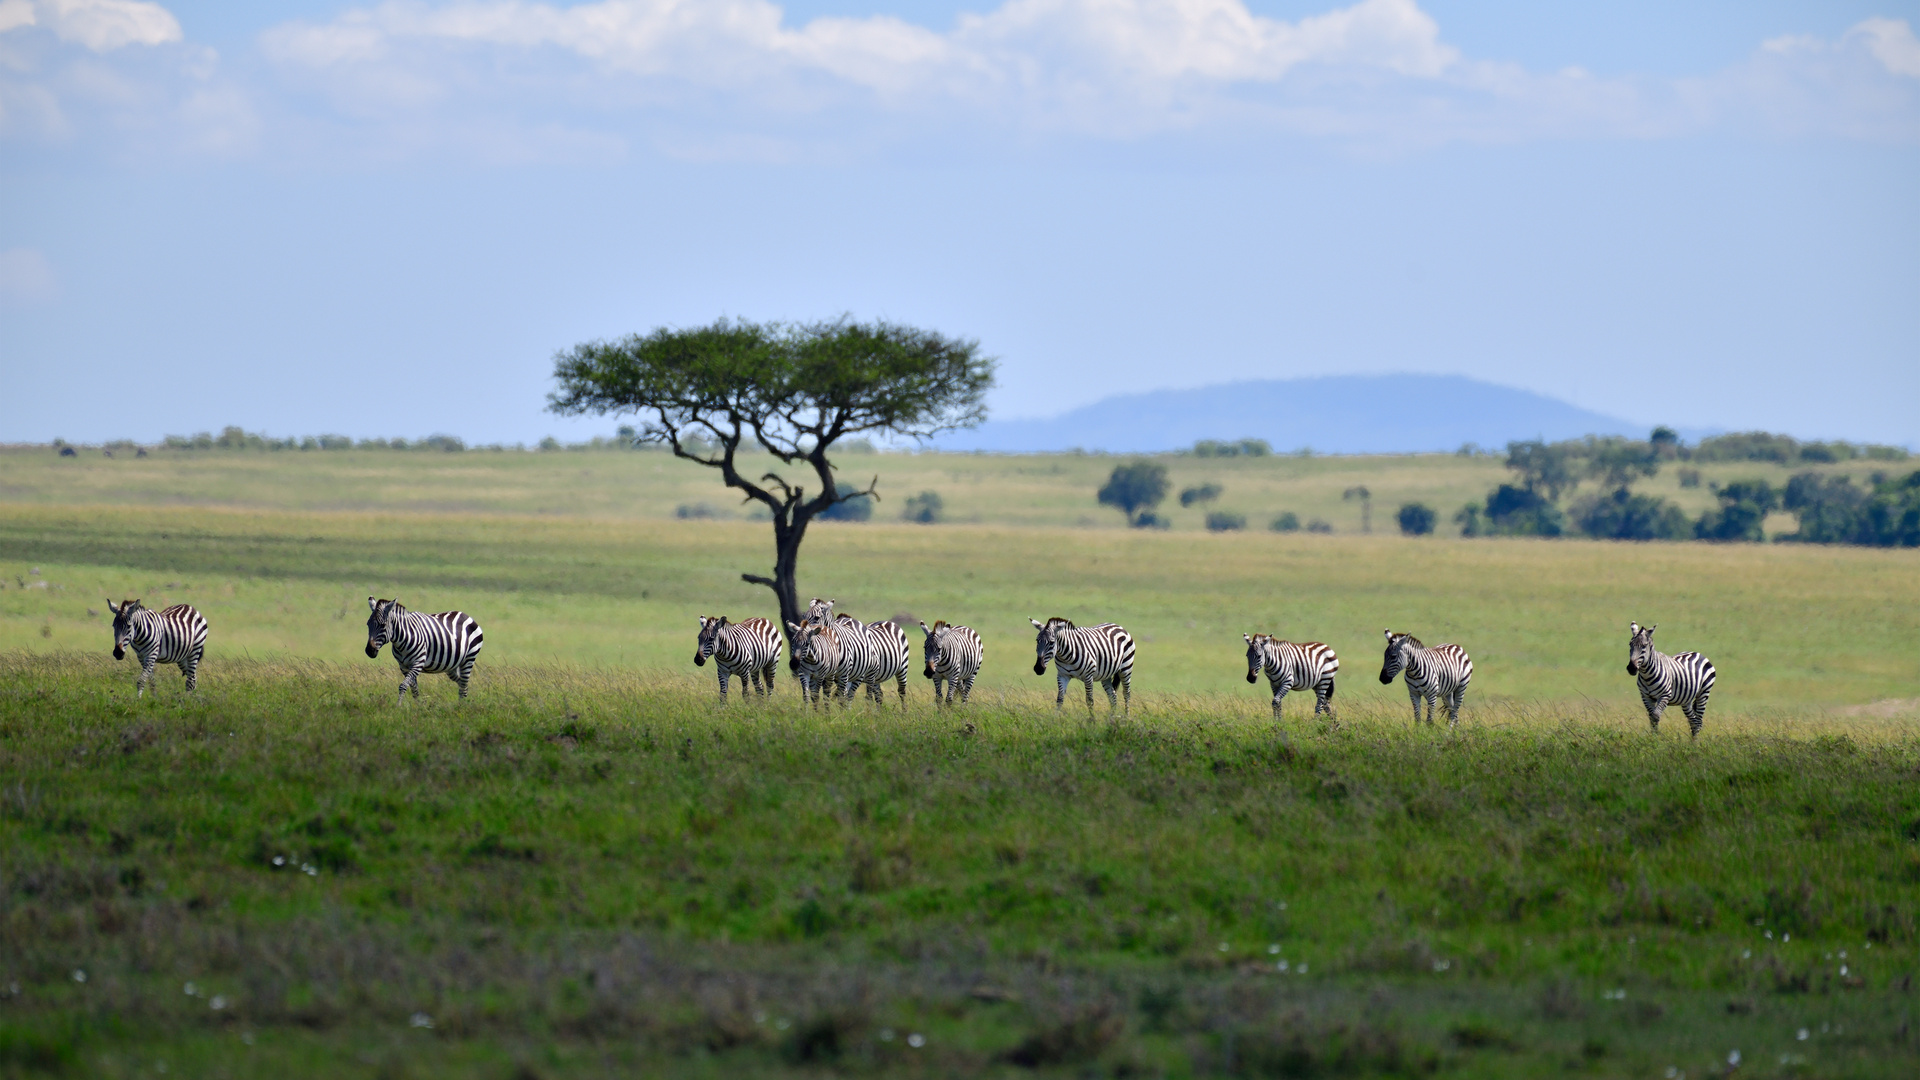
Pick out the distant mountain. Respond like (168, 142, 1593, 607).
(933, 375, 1652, 455)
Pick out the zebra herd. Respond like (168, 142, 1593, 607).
(99, 593, 1720, 737)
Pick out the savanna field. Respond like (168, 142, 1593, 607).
(2, 447, 1918, 1078)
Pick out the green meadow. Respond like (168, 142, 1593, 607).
(1, 446, 1917, 1077)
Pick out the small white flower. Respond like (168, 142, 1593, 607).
(71, 970, 86, 983)
(1838, 949, 1847, 959)
(1796, 1028, 1809, 1041)
(1728, 1049, 1741, 1067)
(1296, 963, 1307, 974)
(1276, 960, 1289, 972)
(210, 995, 228, 1010)
(271, 856, 285, 867)
(1764, 930, 1773, 939)
(1783, 933, 1791, 943)
(879, 1028, 894, 1041)
(1432, 959, 1449, 972)
(410, 1012, 433, 1029)
(1665, 1066, 1677, 1078)
(1742, 950, 1751, 959)
(775, 1018, 790, 1031)
(752, 1010, 766, 1024)
(907, 1033, 925, 1048)
(1267, 944, 1280, 955)
(302, 864, 317, 876)
(1840, 965, 1849, 976)
(1216, 942, 1229, 952)
(183, 982, 198, 996)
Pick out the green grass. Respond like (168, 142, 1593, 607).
(3, 658, 1917, 1078)
(1, 449, 1918, 1076)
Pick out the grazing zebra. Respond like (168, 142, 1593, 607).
(694, 615, 782, 702)
(365, 597, 484, 703)
(1379, 629, 1472, 729)
(1242, 634, 1338, 719)
(1030, 617, 1135, 717)
(1626, 622, 1716, 738)
(787, 619, 845, 708)
(831, 614, 910, 707)
(106, 598, 207, 696)
(918, 620, 984, 706)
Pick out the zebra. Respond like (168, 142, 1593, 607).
(365, 597, 484, 703)
(787, 619, 845, 708)
(1627, 621, 1716, 738)
(106, 598, 207, 696)
(1243, 633, 1337, 720)
(805, 599, 908, 707)
(918, 620, 984, 706)
(694, 615, 782, 702)
(1030, 617, 1135, 717)
(1379, 629, 1472, 729)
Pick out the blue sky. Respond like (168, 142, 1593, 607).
(2, 1, 1916, 446)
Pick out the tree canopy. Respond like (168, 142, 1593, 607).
(1098, 462, 1170, 527)
(547, 317, 994, 637)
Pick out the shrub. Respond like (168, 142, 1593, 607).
(1782, 469, 1920, 547)
(818, 482, 874, 522)
(1695, 480, 1778, 542)
(1098, 461, 1170, 528)
(1454, 504, 1482, 537)
(1483, 484, 1564, 536)
(1192, 438, 1271, 458)
(1305, 518, 1333, 534)
(1396, 503, 1437, 536)
(1693, 432, 1800, 464)
(1179, 483, 1222, 508)
(901, 490, 944, 524)
(675, 503, 722, 520)
(1570, 490, 1691, 541)
(1677, 468, 1701, 488)
(1269, 512, 1300, 533)
(1205, 511, 1246, 532)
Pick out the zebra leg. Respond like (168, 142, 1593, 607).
(1084, 678, 1098, 716)
(1686, 698, 1705, 740)
(718, 670, 731, 702)
(1642, 693, 1663, 732)
(763, 664, 776, 698)
(1270, 681, 1288, 722)
(1446, 688, 1464, 730)
(1056, 673, 1069, 711)
(1119, 672, 1131, 716)
(455, 659, 474, 700)
(1405, 685, 1420, 724)
(896, 673, 908, 709)
(1314, 689, 1332, 717)
(181, 647, 202, 692)
(959, 675, 974, 705)
(139, 652, 159, 697)
(1102, 678, 1119, 715)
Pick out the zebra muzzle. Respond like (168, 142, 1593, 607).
(693, 653, 706, 666)
(1246, 671, 1258, 684)
(365, 642, 381, 658)
(1032, 662, 1046, 676)
(113, 645, 125, 660)
(922, 666, 935, 679)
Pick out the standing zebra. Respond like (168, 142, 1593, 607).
(918, 620, 984, 706)
(1626, 622, 1716, 738)
(106, 598, 208, 696)
(1242, 633, 1338, 720)
(1379, 629, 1472, 729)
(787, 619, 845, 708)
(694, 615, 782, 702)
(365, 597, 484, 703)
(1030, 617, 1135, 717)
(805, 599, 908, 707)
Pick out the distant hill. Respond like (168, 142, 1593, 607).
(933, 375, 1651, 455)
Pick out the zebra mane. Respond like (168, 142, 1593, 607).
(1045, 616, 1075, 629)
(1394, 631, 1424, 648)
(930, 620, 949, 633)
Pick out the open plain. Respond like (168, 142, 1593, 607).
(1, 445, 1917, 1077)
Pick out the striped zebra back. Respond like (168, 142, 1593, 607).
(832, 614, 894, 687)
(110, 600, 208, 665)
(919, 620, 984, 680)
(368, 598, 483, 674)
(1245, 634, 1337, 693)
(1629, 622, 1715, 705)
(1381, 629, 1470, 694)
(1033, 617, 1135, 683)
(787, 619, 843, 689)
(697, 615, 782, 675)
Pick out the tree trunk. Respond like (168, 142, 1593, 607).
(745, 514, 810, 669)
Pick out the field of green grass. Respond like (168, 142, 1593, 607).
(2, 447, 1917, 1077)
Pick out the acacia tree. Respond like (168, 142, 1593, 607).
(546, 317, 993, 647)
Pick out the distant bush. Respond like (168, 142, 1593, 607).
(818, 482, 874, 522)
(902, 490, 944, 524)
(1569, 490, 1690, 541)
(675, 503, 722, 520)
(1781, 469, 1920, 547)
(1454, 504, 1482, 537)
(1305, 518, 1333, 534)
(1098, 461, 1170, 528)
(1205, 511, 1246, 532)
(1482, 484, 1564, 536)
(1677, 468, 1701, 488)
(1179, 483, 1222, 508)
(1269, 512, 1300, 533)
(1695, 480, 1777, 542)
(1396, 503, 1436, 536)
(1192, 438, 1271, 458)
(1692, 432, 1908, 465)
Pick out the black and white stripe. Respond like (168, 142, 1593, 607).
(695, 615, 782, 702)
(1243, 633, 1337, 719)
(1379, 629, 1472, 728)
(107, 598, 208, 695)
(918, 620, 984, 706)
(366, 597, 484, 703)
(787, 619, 845, 708)
(1627, 621, 1716, 738)
(832, 614, 910, 707)
(1030, 617, 1135, 716)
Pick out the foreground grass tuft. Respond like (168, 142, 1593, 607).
(3, 655, 1917, 1076)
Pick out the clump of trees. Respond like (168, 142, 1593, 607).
(1396, 503, 1436, 535)
(1454, 428, 1918, 547)
(1098, 461, 1170, 528)
(1270, 512, 1301, 533)
(1205, 511, 1246, 532)
(1191, 438, 1271, 458)
(902, 491, 944, 524)
(1179, 483, 1222, 508)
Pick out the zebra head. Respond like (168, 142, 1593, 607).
(1627, 621, 1657, 676)
(788, 620, 833, 666)
(918, 620, 948, 679)
(1030, 617, 1072, 676)
(1244, 633, 1273, 684)
(804, 597, 836, 626)
(366, 597, 404, 658)
(694, 615, 729, 666)
(106, 598, 142, 660)
(1380, 629, 1417, 685)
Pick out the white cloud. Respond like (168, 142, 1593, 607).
(1852, 17, 1920, 78)
(0, 0, 181, 51)
(0, 247, 56, 303)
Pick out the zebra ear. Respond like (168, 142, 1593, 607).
(918, 621, 930, 633)
(1243, 634, 1253, 644)
(368, 596, 379, 611)
(1383, 628, 1392, 640)
(1648, 624, 1656, 634)
(106, 599, 120, 614)
(1029, 618, 1044, 629)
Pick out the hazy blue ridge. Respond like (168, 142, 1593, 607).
(936, 375, 1658, 454)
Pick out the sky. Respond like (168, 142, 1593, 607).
(1, 0, 1916, 447)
